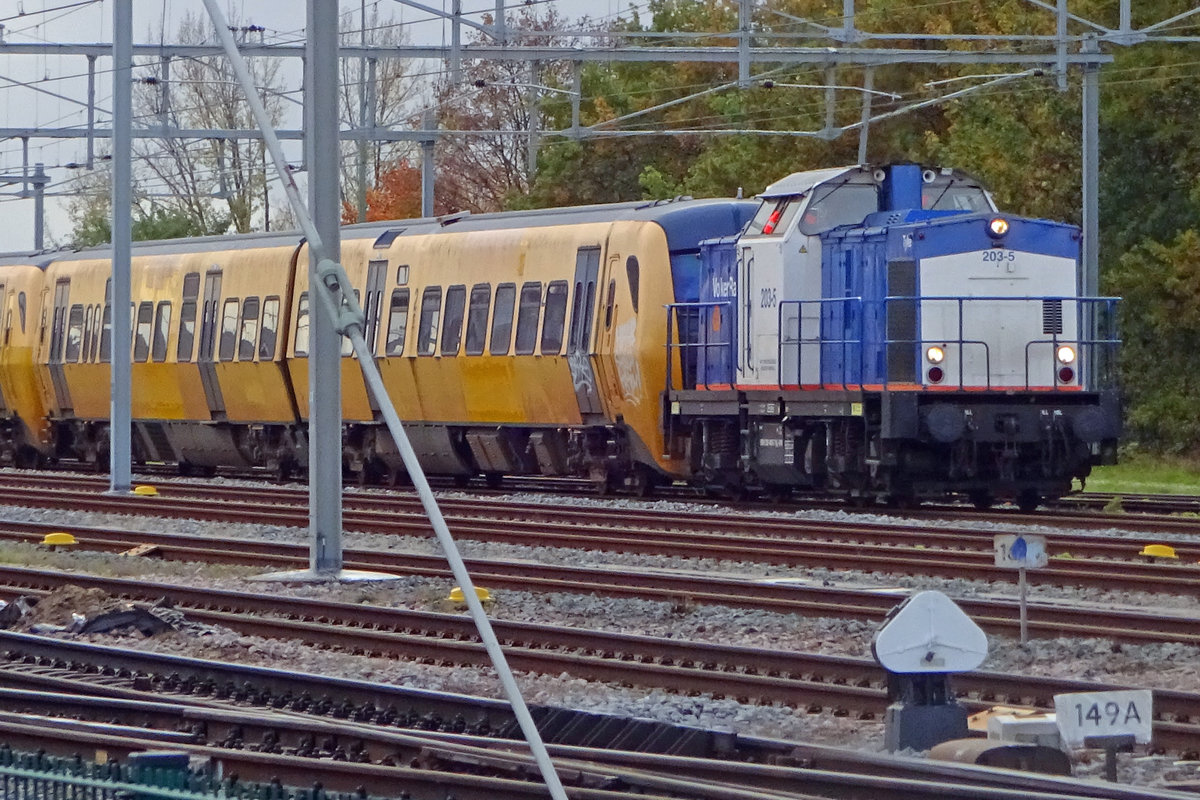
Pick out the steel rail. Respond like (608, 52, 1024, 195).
(0, 565, 1197, 755)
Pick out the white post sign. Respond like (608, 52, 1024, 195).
(993, 533, 1048, 645)
(1054, 689, 1153, 747)
(994, 533, 1049, 568)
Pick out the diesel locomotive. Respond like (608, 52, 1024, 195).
(0, 163, 1120, 509)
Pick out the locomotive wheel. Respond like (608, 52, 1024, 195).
(484, 472, 504, 489)
(969, 490, 994, 510)
(1016, 490, 1041, 513)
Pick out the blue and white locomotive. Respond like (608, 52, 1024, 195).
(667, 163, 1120, 509)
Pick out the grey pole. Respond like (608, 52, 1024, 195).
(421, 109, 435, 217)
(357, 0, 368, 223)
(32, 163, 44, 251)
(450, 0, 462, 84)
(738, 0, 751, 87)
(1082, 34, 1099, 300)
(86, 55, 95, 169)
(110, 0, 133, 493)
(857, 69, 873, 164)
(306, 0, 344, 574)
(494, 0, 506, 45)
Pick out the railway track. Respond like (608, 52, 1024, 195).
(1, 563, 1199, 757)
(0, 660, 1184, 800)
(1, 476, 1199, 606)
(0, 515, 1193, 645)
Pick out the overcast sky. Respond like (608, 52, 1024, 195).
(0, 0, 620, 252)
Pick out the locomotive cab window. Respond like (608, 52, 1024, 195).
(385, 289, 410, 356)
(799, 183, 879, 235)
(514, 282, 542, 355)
(82, 306, 94, 361)
(464, 284, 491, 356)
(238, 297, 260, 361)
(746, 197, 800, 236)
(441, 284, 466, 356)
(540, 280, 569, 355)
(490, 283, 516, 355)
(417, 287, 442, 356)
(152, 301, 172, 362)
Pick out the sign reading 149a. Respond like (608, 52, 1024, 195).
(1054, 689, 1153, 747)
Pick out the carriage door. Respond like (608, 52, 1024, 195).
(363, 259, 387, 415)
(567, 246, 603, 416)
(48, 279, 73, 414)
(196, 270, 226, 419)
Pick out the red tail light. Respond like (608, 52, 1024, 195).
(1058, 366, 1075, 383)
(928, 366, 944, 383)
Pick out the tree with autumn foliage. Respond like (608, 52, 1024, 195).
(341, 160, 423, 223)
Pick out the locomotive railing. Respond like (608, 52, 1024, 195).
(665, 300, 734, 391)
(668, 295, 1120, 392)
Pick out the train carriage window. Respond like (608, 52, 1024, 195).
(64, 305, 84, 362)
(90, 304, 101, 361)
(385, 289, 410, 356)
(489, 283, 516, 356)
(464, 284, 490, 356)
(177, 272, 200, 362)
(238, 297, 260, 361)
(294, 293, 310, 356)
(396, 265, 410, 285)
(604, 279, 617, 328)
(626, 257, 640, 313)
(259, 297, 280, 360)
(178, 300, 197, 362)
(417, 287, 442, 356)
(514, 282, 542, 355)
(133, 302, 153, 362)
(18, 292, 26, 332)
(540, 280, 569, 355)
(441, 285, 466, 356)
(82, 307, 94, 361)
(342, 290, 360, 357)
(218, 298, 239, 362)
(100, 310, 112, 363)
(3, 309, 10, 347)
(152, 302, 171, 362)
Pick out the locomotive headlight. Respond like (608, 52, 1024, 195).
(987, 217, 1009, 238)
(1056, 345, 1076, 364)
(925, 345, 945, 364)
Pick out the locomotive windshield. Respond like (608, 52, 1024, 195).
(921, 176, 993, 213)
(798, 183, 879, 235)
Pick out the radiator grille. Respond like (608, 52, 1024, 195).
(1042, 300, 1063, 335)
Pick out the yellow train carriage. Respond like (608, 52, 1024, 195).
(0, 256, 53, 465)
(37, 234, 302, 471)
(288, 198, 754, 489)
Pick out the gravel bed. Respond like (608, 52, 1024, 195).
(0, 482, 1198, 789)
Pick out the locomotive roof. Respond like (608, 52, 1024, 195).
(759, 165, 864, 199)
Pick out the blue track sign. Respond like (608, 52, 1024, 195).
(994, 533, 1048, 569)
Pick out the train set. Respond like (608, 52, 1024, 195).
(0, 163, 1120, 509)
